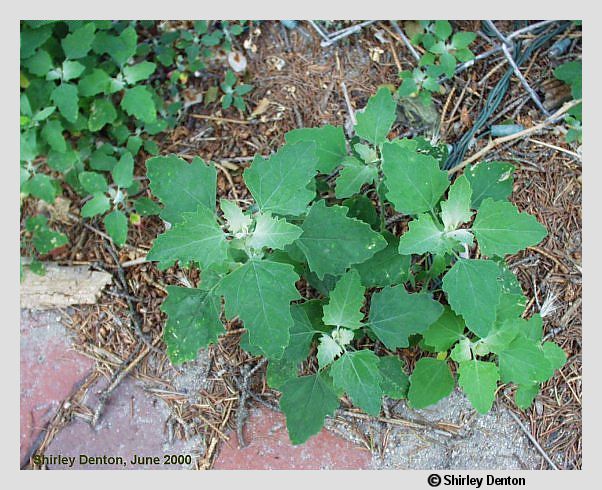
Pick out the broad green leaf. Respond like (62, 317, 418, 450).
(472, 199, 547, 257)
(248, 212, 302, 251)
(79, 171, 108, 194)
(23, 50, 53, 77)
(296, 200, 386, 279)
(317, 334, 343, 369)
(104, 210, 128, 247)
(353, 232, 410, 287)
(354, 87, 396, 145)
(112, 153, 134, 188)
(442, 259, 501, 338)
(123, 61, 157, 84)
(61, 22, 96, 59)
(441, 175, 473, 231)
(78, 69, 111, 96)
(542, 342, 567, 372)
(286, 301, 322, 364)
(62, 60, 86, 81)
(397, 214, 455, 255)
(382, 142, 449, 215)
(121, 86, 157, 124)
(133, 197, 162, 216)
(147, 206, 227, 270)
(279, 372, 340, 445)
(498, 336, 553, 385)
(32, 227, 68, 254)
(408, 358, 455, 409)
(335, 160, 377, 198)
(41, 120, 66, 153)
(266, 359, 298, 390)
(20, 24, 53, 59)
(458, 360, 500, 414)
(161, 286, 224, 365)
(244, 141, 318, 216)
(331, 350, 382, 416)
(81, 193, 110, 218)
(322, 269, 365, 329)
(514, 383, 540, 409)
(285, 125, 348, 173)
(464, 161, 514, 209)
(523, 314, 543, 342)
(51, 83, 79, 123)
(342, 194, 379, 230)
(88, 98, 117, 131)
(369, 285, 443, 349)
(92, 26, 137, 65)
(27, 174, 58, 203)
(378, 356, 409, 399)
(422, 307, 466, 352)
(220, 199, 251, 234)
(452, 31, 477, 50)
(218, 260, 301, 359)
(147, 155, 217, 224)
(434, 20, 452, 40)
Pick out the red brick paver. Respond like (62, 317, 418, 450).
(213, 407, 372, 470)
(20, 309, 94, 466)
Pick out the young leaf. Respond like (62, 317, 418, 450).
(161, 286, 224, 365)
(354, 87, 396, 145)
(369, 285, 443, 349)
(441, 175, 473, 231)
(27, 174, 58, 203)
(382, 142, 449, 215)
(121, 86, 157, 124)
(474, 318, 521, 356)
(464, 161, 514, 209)
(285, 125, 348, 173)
(81, 193, 110, 218)
(88, 98, 117, 131)
(279, 372, 340, 445)
(244, 141, 318, 216)
(92, 26, 137, 65)
(123, 61, 157, 84)
(442, 258, 501, 338)
(514, 383, 540, 410)
(286, 301, 322, 364)
(450, 338, 472, 362)
(378, 356, 409, 399)
(397, 214, 455, 255)
(62, 22, 96, 59)
(296, 200, 387, 279)
(422, 307, 466, 352)
(248, 212, 303, 251)
(218, 260, 301, 359)
(112, 153, 134, 189)
(335, 160, 378, 199)
(147, 206, 227, 269)
(133, 197, 161, 217)
(317, 334, 343, 369)
(330, 350, 383, 416)
(104, 209, 128, 247)
(147, 155, 216, 224)
(472, 199, 547, 257)
(458, 360, 500, 414)
(322, 269, 365, 329)
(79, 171, 108, 195)
(51, 83, 79, 123)
(408, 358, 455, 409)
(220, 199, 251, 234)
(498, 335, 553, 385)
(353, 232, 411, 287)
(78, 69, 111, 97)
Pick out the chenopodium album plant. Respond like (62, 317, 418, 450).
(145, 87, 566, 445)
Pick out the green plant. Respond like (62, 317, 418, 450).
(554, 60, 582, 144)
(398, 20, 476, 106)
(20, 20, 254, 270)
(220, 69, 253, 110)
(145, 86, 565, 445)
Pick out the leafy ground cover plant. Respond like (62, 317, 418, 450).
(20, 20, 252, 268)
(146, 86, 566, 445)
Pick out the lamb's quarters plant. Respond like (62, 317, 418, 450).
(20, 20, 253, 269)
(146, 86, 564, 445)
